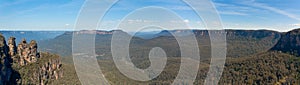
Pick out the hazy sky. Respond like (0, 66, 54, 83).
(1, 0, 300, 32)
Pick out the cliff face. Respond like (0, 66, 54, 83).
(271, 28, 300, 56)
(0, 33, 63, 85)
(0, 34, 13, 84)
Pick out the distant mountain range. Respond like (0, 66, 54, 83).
(0, 29, 300, 57)
(10, 29, 298, 58)
(38, 29, 283, 58)
(0, 31, 64, 43)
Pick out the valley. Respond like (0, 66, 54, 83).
(33, 28, 300, 84)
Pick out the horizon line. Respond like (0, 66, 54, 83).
(0, 28, 298, 32)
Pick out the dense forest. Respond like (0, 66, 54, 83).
(39, 28, 300, 84)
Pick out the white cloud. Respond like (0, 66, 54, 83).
(241, 1, 300, 21)
(218, 11, 248, 16)
(169, 5, 192, 11)
(214, 1, 300, 21)
(65, 24, 70, 26)
(183, 19, 189, 23)
(213, 2, 257, 16)
(292, 24, 300, 26)
(0, 0, 33, 8)
(125, 19, 154, 24)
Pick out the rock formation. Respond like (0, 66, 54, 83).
(29, 40, 39, 62)
(8, 37, 17, 57)
(0, 33, 62, 85)
(0, 34, 13, 84)
(15, 39, 40, 66)
(8, 37, 19, 65)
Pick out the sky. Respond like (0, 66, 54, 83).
(0, 0, 300, 32)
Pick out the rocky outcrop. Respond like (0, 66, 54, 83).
(0, 33, 62, 85)
(8, 37, 20, 65)
(16, 39, 40, 66)
(8, 37, 17, 57)
(29, 40, 38, 63)
(0, 34, 13, 84)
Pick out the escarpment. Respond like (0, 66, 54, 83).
(270, 28, 300, 56)
(0, 33, 63, 85)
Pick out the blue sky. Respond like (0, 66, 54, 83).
(0, 0, 300, 32)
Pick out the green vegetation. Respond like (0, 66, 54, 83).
(13, 52, 62, 85)
(51, 57, 81, 85)
(39, 30, 280, 59)
(220, 52, 300, 84)
(54, 51, 300, 85)
(37, 29, 300, 84)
